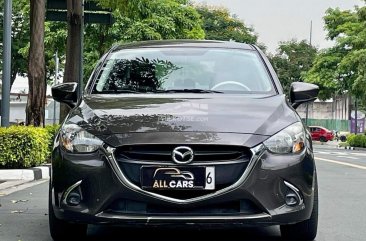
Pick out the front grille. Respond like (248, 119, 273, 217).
(114, 144, 252, 200)
(115, 144, 251, 163)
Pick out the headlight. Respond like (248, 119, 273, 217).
(263, 122, 305, 154)
(60, 124, 103, 153)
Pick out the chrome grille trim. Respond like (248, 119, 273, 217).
(102, 144, 265, 204)
(117, 159, 250, 166)
(115, 145, 251, 163)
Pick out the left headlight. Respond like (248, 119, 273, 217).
(263, 122, 305, 154)
(60, 124, 103, 153)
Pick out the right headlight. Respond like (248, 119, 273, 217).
(60, 124, 103, 153)
(263, 122, 305, 154)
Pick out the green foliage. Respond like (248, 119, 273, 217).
(195, 5, 257, 44)
(0, 126, 50, 168)
(270, 40, 317, 94)
(45, 124, 60, 155)
(45, 124, 60, 140)
(0, 0, 67, 86)
(305, 5, 366, 102)
(305, 48, 342, 100)
(44, 22, 68, 83)
(346, 134, 366, 148)
(83, 0, 205, 82)
(0, 0, 30, 85)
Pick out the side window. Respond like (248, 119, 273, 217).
(85, 53, 108, 92)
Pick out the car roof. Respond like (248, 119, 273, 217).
(112, 40, 256, 52)
(309, 126, 328, 129)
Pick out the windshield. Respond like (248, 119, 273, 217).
(91, 48, 274, 94)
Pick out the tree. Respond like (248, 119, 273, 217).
(0, 0, 29, 87)
(305, 6, 366, 102)
(64, 0, 82, 85)
(59, 0, 83, 120)
(60, 0, 205, 120)
(305, 47, 343, 100)
(0, 0, 67, 90)
(26, 0, 46, 126)
(195, 5, 257, 44)
(270, 40, 317, 94)
(83, 0, 205, 82)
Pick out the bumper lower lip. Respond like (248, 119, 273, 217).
(96, 212, 271, 222)
(53, 204, 310, 226)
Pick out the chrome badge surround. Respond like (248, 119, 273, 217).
(171, 146, 194, 164)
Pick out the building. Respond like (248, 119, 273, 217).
(0, 77, 60, 125)
(296, 95, 362, 132)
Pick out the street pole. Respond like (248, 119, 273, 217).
(53, 51, 59, 124)
(1, 0, 12, 127)
(309, 20, 313, 46)
(355, 99, 358, 134)
(78, 0, 84, 99)
(305, 103, 309, 125)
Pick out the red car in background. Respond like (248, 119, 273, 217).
(309, 126, 334, 142)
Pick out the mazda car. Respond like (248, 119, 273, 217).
(49, 40, 319, 241)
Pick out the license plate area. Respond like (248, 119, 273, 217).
(141, 166, 215, 190)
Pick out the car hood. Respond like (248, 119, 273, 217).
(67, 94, 299, 147)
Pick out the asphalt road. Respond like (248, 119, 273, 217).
(0, 145, 365, 241)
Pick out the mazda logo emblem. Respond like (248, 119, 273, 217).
(172, 146, 194, 164)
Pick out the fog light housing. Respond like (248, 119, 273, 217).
(67, 192, 81, 206)
(285, 193, 299, 206)
(284, 181, 303, 207)
(62, 180, 83, 206)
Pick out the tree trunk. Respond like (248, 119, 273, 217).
(60, 0, 83, 122)
(26, 0, 46, 127)
(10, 70, 17, 88)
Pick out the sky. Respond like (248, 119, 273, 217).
(195, 0, 364, 53)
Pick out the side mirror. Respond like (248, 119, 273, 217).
(290, 82, 319, 109)
(52, 82, 78, 108)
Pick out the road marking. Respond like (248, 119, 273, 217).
(315, 151, 366, 158)
(330, 152, 353, 155)
(0, 179, 48, 196)
(336, 156, 358, 160)
(316, 157, 366, 170)
(349, 153, 366, 157)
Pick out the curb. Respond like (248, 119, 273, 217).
(0, 164, 51, 181)
(345, 146, 355, 150)
(337, 145, 366, 151)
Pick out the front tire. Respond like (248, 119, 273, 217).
(319, 136, 327, 142)
(49, 183, 87, 241)
(280, 177, 318, 241)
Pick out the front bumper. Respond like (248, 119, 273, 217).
(51, 142, 316, 227)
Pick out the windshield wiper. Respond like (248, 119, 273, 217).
(156, 89, 223, 94)
(96, 89, 143, 94)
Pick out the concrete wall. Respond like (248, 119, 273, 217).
(1, 96, 60, 125)
(297, 95, 350, 120)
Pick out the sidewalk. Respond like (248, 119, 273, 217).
(313, 140, 340, 147)
(0, 164, 50, 196)
(313, 140, 366, 151)
(0, 165, 50, 181)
